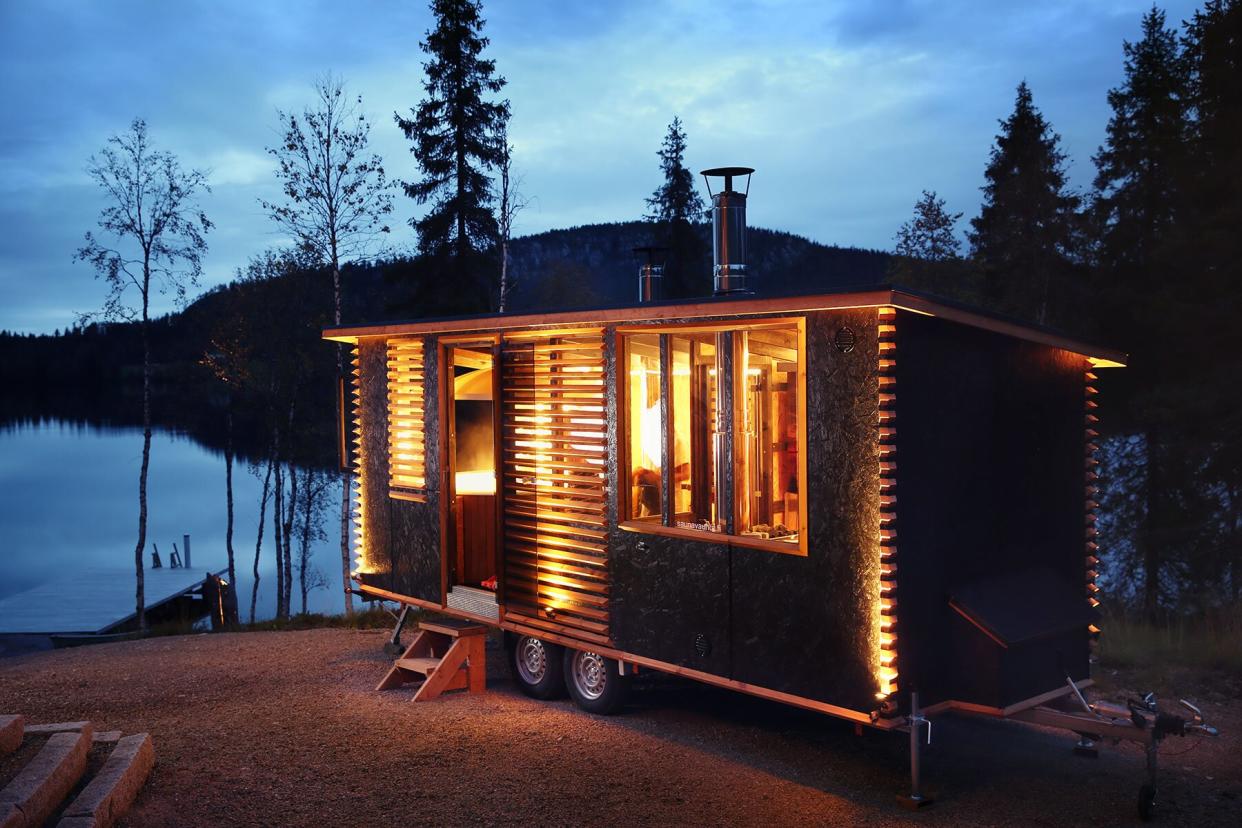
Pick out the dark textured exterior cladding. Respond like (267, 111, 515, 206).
(894, 311, 1089, 709)
(354, 305, 1092, 715)
(609, 308, 881, 711)
(358, 336, 442, 604)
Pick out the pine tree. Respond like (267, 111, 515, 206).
(646, 117, 703, 224)
(894, 190, 961, 261)
(645, 117, 707, 299)
(1181, 0, 1242, 607)
(1094, 7, 1187, 294)
(1091, 6, 1191, 618)
(969, 82, 1081, 325)
(397, 0, 509, 311)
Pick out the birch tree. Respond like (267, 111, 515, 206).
(76, 118, 211, 631)
(262, 75, 392, 615)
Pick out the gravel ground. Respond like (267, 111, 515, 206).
(1, 628, 1239, 827)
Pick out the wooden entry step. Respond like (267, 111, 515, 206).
(375, 620, 488, 702)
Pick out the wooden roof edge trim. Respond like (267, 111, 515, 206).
(321, 290, 896, 342)
(324, 287, 1128, 366)
(889, 291, 1129, 367)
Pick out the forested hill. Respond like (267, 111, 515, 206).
(335, 220, 891, 321)
(501, 221, 891, 312)
(0, 221, 890, 446)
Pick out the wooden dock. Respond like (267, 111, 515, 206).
(0, 566, 225, 636)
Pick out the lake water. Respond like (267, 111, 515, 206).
(0, 420, 349, 622)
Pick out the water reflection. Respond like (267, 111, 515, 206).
(0, 420, 346, 620)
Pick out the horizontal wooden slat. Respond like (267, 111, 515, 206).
(388, 337, 427, 494)
(500, 331, 610, 643)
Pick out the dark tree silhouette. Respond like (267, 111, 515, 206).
(496, 128, 529, 313)
(894, 190, 962, 261)
(1180, 0, 1242, 607)
(262, 74, 393, 616)
(969, 82, 1081, 325)
(645, 117, 707, 298)
(1092, 6, 1191, 618)
(76, 119, 211, 631)
(397, 0, 510, 311)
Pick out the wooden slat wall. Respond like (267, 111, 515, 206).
(877, 307, 899, 699)
(387, 338, 427, 493)
(500, 329, 612, 645)
(1085, 365, 1102, 634)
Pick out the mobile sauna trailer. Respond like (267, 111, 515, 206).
(325, 171, 1216, 817)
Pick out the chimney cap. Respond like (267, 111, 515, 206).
(700, 166, 754, 196)
(700, 166, 754, 178)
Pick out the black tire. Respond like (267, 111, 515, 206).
(507, 634, 566, 699)
(1138, 783, 1157, 822)
(563, 648, 631, 715)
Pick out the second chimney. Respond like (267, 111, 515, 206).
(701, 166, 754, 296)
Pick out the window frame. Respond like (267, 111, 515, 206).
(617, 317, 808, 556)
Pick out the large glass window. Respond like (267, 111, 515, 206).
(625, 334, 662, 520)
(735, 328, 800, 545)
(621, 321, 804, 553)
(670, 333, 717, 530)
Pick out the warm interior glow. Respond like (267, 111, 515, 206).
(455, 470, 496, 495)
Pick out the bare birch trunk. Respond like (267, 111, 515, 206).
(251, 455, 274, 623)
(273, 452, 285, 620)
(282, 458, 298, 615)
(224, 395, 236, 590)
(134, 263, 151, 632)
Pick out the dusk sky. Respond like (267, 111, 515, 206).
(0, 0, 1201, 334)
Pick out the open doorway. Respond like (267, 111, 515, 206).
(445, 341, 501, 619)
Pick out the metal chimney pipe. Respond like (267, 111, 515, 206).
(633, 246, 667, 303)
(701, 167, 755, 296)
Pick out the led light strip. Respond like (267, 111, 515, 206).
(350, 345, 368, 575)
(1085, 366, 1101, 641)
(876, 307, 899, 699)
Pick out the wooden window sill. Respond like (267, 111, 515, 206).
(618, 520, 807, 557)
(389, 489, 428, 503)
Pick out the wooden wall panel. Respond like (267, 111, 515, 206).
(729, 308, 881, 712)
(895, 311, 1089, 708)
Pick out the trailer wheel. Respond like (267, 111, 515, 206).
(563, 648, 631, 715)
(1138, 783, 1157, 821)
(507, 634, 566, 699)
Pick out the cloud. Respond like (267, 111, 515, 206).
(0, 0, 1204, 332)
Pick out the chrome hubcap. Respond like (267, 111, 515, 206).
(572, 650, 608, 700)
(516, 636, 547, 684)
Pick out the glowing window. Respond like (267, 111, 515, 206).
(670, 333, 718, 530)
(625, 334, 662, 520)
(734, 327, 801, 545)
(621, 321, 805, 553)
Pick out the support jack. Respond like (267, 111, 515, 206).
(897, 691, 935, 810)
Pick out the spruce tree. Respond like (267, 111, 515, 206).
(1094, 7, 1187, 294)
(1091, 6, 1191, 618)
(969, 82, 1081, 325)
(397, 0, 509, 312)
(645, 117, 707, 299)
(1181, 0, 1242, 607)
(894, 190, 961, 262)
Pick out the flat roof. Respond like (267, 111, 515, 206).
(324, 286, 1127, 367)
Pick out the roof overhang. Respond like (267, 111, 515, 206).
(323, 287, 1128, 368)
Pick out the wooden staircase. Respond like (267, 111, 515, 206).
(375, 619, 488, 702)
